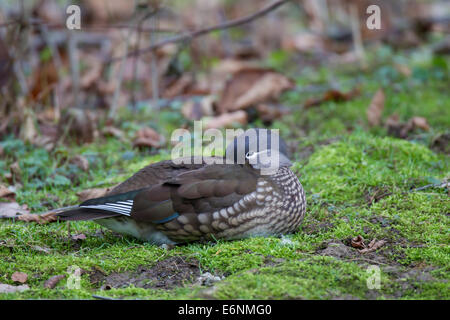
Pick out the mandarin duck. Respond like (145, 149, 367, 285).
(56, 128, 306, 244)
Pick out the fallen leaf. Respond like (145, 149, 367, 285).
(133, 127, 165, 149)
(304, 87, 360, 108)
(17, 211, 58, 224)
(10, 161, 21, 181)
(0, 283, 29, 293)
(367, 89, 385, 126)
(408, 117, 430, 131)
(212, 59, 258, 76)
(0, 184, 15, 200)
(283, 32, 327, 53)
(44, 275, 66, 289)
(102, 126, 126, 141)
(203, 110, 248, 129)
(359, 239, 386, 254)
(82, 0, 135, 23)
(351, 235, 365, 249)
(32, 245, 52, 254)
(218, 68, 294, 113)
(71, 233, 87, 241)
(385, 114, 430, 138)
(11, 272, 28, 284)
(20, 109, 38, 143)
(0, 202, 30, 218)
(77, 187, 112, 202)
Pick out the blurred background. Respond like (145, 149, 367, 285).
(0, 0, 448, 156)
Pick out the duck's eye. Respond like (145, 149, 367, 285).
(245, 151, 255, 159)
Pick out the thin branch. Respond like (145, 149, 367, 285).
(108, 0, 290, 63)
(108, 32, 132, 119)
(0, 19, 178, 34)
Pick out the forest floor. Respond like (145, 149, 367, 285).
(0, 44, 449, 299)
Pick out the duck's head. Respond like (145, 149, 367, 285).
(225, 128, 292, 175)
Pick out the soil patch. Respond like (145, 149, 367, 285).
(90, 256, 202, 290)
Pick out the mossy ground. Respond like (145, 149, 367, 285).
(0, 44, 449, 299)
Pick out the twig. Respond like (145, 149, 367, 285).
(68, 33, 80, 107)
(0, 19, 178, 34)
(150, 13, 159, 110)
(349, 3, 366, 65)
(131, 7, 159, 107)
(108, 32, 132, 119)
(108, 0, 291, 63)
(411, 181, 449, 192)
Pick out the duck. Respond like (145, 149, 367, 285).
(56, 128, 306, 244)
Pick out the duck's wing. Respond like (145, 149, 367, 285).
(130, 164, 258, 224)
(56, 163, 258, 227)
(107, 156, 222, 195)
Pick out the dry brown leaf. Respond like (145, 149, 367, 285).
(0, 202, 30, 218)
(44, 275, 65, 289)
(0, 283, 29, 293)
(304, 87, 360, 109)
(133, 127, 165, 149)
(17, 211, 58, 224)
(212, 59, 258, 76)
(359, 239, 386, 254)
(218, 68, 294, 113)
(11, 272, 28, 284)
(32, 245, 52, 254)
(20, 109, 38, 144)
(283, 32, 326, 53)
(408, 117, 430, 131)
(351, 235, 365, 249)
(72, 234, 87, 241)
(385, 114, 430, 139)
(82, 0, 134, 23)
(0, 184, 15, 200)
(77, 187, 112, 202)
(203, 111, 248, 129)
(102, 126, 126, 141)
(367, 89, 385, 127)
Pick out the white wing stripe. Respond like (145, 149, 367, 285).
(80, 204, 131, 216)
(104, 203, 132, 209)
(117, 201, 133, 205)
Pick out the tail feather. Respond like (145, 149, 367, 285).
(55, 189, 143, 221)
(56, 208, 120, 221)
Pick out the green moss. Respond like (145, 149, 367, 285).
(297, 133, 447, 204)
